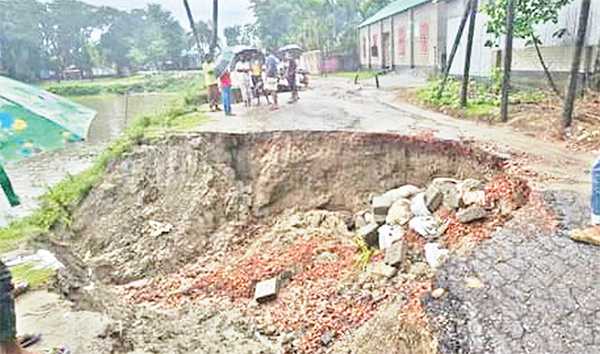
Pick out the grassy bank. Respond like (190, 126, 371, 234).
(329, 70, 376, 79)
(39, 72, 205, 99)
(0, 98, 209, 285)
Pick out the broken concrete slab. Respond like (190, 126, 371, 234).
(373, 195, 393, 224)
(425, 184, 443, 212)
(368, 263, 398, 279)
(410, 192, 431, 217)
(408, 216, 439, 240)
(378, 225, 404, 250)
(386, 198, 412, 226)
(254, 278, 279, 303)
(424, 243, 449, 269)
(385, 241, 405, 267)
(459, 179, 485, 206)
(462, 190, 485, 206)
(458, 205, 487, 223)
(357, 222, 380, 247)
(459, 179, 483, 193)
(433, 180, 460, 211)
(383, 184, 421, 204)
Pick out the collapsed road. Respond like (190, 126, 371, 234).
(10, 77, 598, 354)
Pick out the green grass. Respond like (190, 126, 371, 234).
(0, 98, 208, 285)
(39, 72, 205, 97)
(10, 263, 56, 289)
(417, 77, 548, 121)
(329, 70, 376, 79)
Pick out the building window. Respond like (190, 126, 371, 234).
(420, 22, 429, 55)
(372, 34, 379, 57)
(363, 38, 367, 58)
(398, 26, 407, 57)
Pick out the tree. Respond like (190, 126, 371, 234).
(484, 0, 573, 97)
(460, 0, 478, 108)
(0, 0, 46, 79)
(42, 0, 102, 78)
(562, 0, 591, 131)
(240, 24, 258, 46)
(224, 25, 241, 46)
(500, 0, 516, 122)
(249, 0, 385, 53)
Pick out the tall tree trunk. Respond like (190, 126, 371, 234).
(211, 0, 218, 55)
(561, 0, 591, 132)
(183, 0, 202, 58)
(460, 0, 478, 108)
(438, 0, 471, 99)
(501, 0, 515, 122)
(532, 35, 562, 98)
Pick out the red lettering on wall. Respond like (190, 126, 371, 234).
(420, 22, 429, 55)
(398, 26, 407, 57)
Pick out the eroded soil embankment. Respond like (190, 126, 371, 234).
(58, 131, 504, 285)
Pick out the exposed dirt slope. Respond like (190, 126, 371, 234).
(61, 131, 504, 284)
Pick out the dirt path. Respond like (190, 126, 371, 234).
(197, 76, 594, 198)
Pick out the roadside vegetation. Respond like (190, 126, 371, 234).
(397, 74, 600, 152)
(39, 72, 205, 98)
(330, 70, 376, 80)
(416, 72, 546, 119)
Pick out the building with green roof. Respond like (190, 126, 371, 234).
(358, 0, 460, 72)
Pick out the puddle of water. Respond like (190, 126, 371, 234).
(0, 93, 179, 227)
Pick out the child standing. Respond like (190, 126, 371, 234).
(220, 69, 232, 116)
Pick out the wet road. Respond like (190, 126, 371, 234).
(0, 93, 179, 226)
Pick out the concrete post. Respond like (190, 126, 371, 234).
(391, 16, 396, 70)
(380, 20, 385, 68)
(368, 26, 372, 69)
(410, 9, 415, 68)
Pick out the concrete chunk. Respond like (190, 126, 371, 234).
(410, 193, 431, 217)
(425, 184, 443, 212)
(386, 198, 412, 225)
(383, 184, 421, 203)
(254, 277, 279, 303)
(368, 262, 398, 279)
(458, 205, 487, 223)
(433, 180, 460, 211)
(357, 222, 380, 247)
(373, 195, 393, 224)
(385, 241, 405, 267)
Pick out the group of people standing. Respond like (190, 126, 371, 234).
(202, 50, 300, 116)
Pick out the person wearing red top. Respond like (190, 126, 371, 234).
(220, 69, 232, 116)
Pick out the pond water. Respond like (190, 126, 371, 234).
(0, 93, 180, 227)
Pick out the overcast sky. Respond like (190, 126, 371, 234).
(78, 0, 255, 35)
